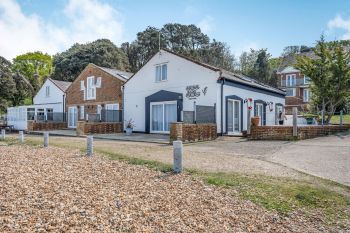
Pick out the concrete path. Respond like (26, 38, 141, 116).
(268, 131, 350, 186)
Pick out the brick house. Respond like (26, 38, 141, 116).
(276, 53, 312, 113)
(65, 63, 133, 128)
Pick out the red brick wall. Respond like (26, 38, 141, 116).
(170, 122, 217, 143)
(27, 121, 67, 131)
(76, 121, 122, 135)
(66, 64, 125, 112)
(250, 125, 350, 140)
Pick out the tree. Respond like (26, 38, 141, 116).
(253, 49, 271, 84)
(52, 39, 129, 82)
(11, 71, 34, 107)
(281, 45, 311, 57)
(296, 36, 350, 123)
(12, 52, 53, 93)
(122, 24, 237, 73)
(0, 57, 16, 112)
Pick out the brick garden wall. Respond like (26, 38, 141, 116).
(170, 122, 217, 143)
(76, 121, 122, 135)
(250, 124, 350, 140)
(27, 121, 67, 131)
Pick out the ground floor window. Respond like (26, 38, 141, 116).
(303, 89, 310, 102)
(150, 101, 177, 133)
(256, 103, 264, 126)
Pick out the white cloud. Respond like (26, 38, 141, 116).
(197, 16, 214, 34)
(327, 15, 350, 40)
(0, 0, 124, 60)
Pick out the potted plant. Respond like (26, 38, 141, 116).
(125, 119, 135, 136)
(251, 116, 260, 126)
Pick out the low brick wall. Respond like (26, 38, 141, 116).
(27, 121, 67, 131)
(77, 121, 122, 135)
(170, 122, 217, 143)
(250, 124, 350, 140)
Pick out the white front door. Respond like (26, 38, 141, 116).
(68, 106, 77, 128)
(150, 101, 177, 133)
(227, 100, 241, 134)
(256, 103, 263, 125)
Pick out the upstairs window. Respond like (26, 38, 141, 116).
(286, 88, 296, 96)
(155, 64, 167, 82)
(87, 76, 96, 100)
(304, 76, 311, 84)
(303, 89, 311, 102)
(286, 75, 296, 87)
(45, 86, 50, 97)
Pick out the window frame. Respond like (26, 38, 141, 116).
(86, 76, 96, 100)
(80, 106, 85, 119)
(286, 88, 296, 97)
(155, 63, 168, 82)
(45, 86, 50, 97)
(303, 89, 310, 102)
(286, 74, 296, 87)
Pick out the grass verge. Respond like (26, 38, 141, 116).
(5, 136, 350, 229)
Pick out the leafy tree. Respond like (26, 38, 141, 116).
(12, 52, 53, 93)
(52, 39, 129, 82)
(11, 71, 34, 106)
(0, 57, 16, 112)
(253, 49, 271, 84)
(122, 24, 237, 73)
(296, 36, 350, 123)
(281, 45, 311, 57)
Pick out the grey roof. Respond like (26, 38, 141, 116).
(95, 65, 133, 81)
(221, 71, 286, 95)
(49, 79, 72, 92)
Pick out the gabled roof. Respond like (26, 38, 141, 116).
(278, 66, 300, 74)
(92, 64, 133, 81)
(49, 78, 72, 92)
(126, 49, 284, 95)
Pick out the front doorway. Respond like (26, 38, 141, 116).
(68, 106, 77, 128)
(150, 101, 177, 134)
(227, 99, 241, 134)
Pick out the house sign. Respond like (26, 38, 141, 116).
(185, 85, 208, 99)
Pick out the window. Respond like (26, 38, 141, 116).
(286, 74, 296, 87)
(45, 86, 50, 97)
(155, 64, 167, 82)
(96, 77, 102, 88)
(303, 89, 310, 102)
(80, 106, 85, 119)
(286, 88, 296, 96)
(304, 76, 311, 84)
(106, 103, 119, 110)
(87, 76, 96, 100)
(80, 80, 85, 90)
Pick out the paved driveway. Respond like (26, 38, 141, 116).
(268, 131, 350, 186)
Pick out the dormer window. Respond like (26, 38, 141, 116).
(155, 64, 167, 82)
(87, 76, 96, 100)
(45, 86, 50, 97)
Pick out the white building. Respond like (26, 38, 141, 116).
(7, 78, 71, 130)
(124, 49, 285, 135)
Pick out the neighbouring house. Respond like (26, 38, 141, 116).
(65, 63, 133, 132)
(277, 67, 311, 113)
(124, 49, 285, 135)
(7, 78, 71, 130)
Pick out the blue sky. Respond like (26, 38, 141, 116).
(1, 0, 350, 59)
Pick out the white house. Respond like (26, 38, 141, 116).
(124, 49, 285, 135)
(7, 78, 71, 130)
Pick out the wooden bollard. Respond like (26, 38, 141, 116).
(173, 140, 183, 173)
(1, 129, 5, 140)
(43, 132, 49, 147)
(87, 136, 93, 156)
(18, 131, 24, 143)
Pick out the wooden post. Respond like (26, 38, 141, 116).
(173, 140, 183, 173)
(19, 131, 24, 143)
(292, 107, 298, 137)
(87, 135, 93, 156)
(1, 129, 5, 140)
(43, 132, 49, 147)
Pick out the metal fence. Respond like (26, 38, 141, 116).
(87, 110, 122, 123)
(34, 112, 66, 122)
(183, 104, 216, 124)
